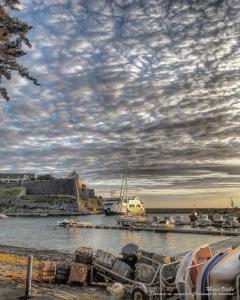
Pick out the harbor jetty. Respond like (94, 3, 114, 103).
(60, 221, 240, 237)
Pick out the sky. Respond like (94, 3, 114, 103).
(1, 0, 240, 208)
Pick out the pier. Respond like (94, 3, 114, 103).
(66, 223, 240, 237)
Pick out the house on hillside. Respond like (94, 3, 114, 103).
(0, 173, 35, 183)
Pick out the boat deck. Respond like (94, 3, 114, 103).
(210, 236, 240, 252)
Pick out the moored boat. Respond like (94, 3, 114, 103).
(228, 216, 240, 228)
(207, 246, 240, 300)
(196, 250, 230, 300)
(174, 215, 187, 226)
(212, 214, 224, 227)
(57, 219, 71, 227)
(151, 216, 175, 228)
(197, 214, 212, 227)
(222, 220, 232, 229)
(115, 170, 146, 225)
(102, 197, 127, 216)
(0, 213, 8, 219)
(189, 210, 198, 223)
(116, 214, 147, 226)
(175, 244, 212, 300)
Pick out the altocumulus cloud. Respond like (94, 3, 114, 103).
(1, 0, 240, 200)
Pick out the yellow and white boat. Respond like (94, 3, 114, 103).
(127, 196, 145, 215)
(116, 170, 146, 225)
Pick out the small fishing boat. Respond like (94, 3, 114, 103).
(207, 246, 240, 300)
(151, 216, 175, 228)
(0, 213, 8, 219)
(175, 244, 212, 300)
(222, 220, 232, 229)
(116, 214, 147, 226)
(197, 214, 212, 227)
(174, 215, 187, 226)
(57, 219, 71, 227)
(40, 213, 48, 217)
(57, 219, 93, 227)
(189, 210, 198, 223)
(228, 216, 240, 228)
(115, 170, 146, 225)
(212, 214, 224, 227)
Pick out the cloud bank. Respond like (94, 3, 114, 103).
(1, 0, 240, 204)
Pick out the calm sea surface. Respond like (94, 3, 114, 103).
(0, 214, 236, 255)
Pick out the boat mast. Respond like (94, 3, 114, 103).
(125, 168, 128, 202)
(120, 171, 125, 200)
(120, 167, 128, 202)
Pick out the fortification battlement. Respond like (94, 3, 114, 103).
(22, 178, 77, 197)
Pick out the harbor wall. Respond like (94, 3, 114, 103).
(23, 179, 77, 197)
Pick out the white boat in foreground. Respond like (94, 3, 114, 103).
(207, 246, 240, 300)
(175, 244, 212, 300)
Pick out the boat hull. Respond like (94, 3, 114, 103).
(207, 247, 240, 300)
(175, 245, 212, 300)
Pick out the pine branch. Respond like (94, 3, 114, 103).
(0, 0, 39, 101)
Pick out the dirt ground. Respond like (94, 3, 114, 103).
(0, 245, 112, 300)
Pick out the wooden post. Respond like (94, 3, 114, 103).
(25, 255, 33, 299)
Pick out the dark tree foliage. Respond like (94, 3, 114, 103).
(0, 0, 39, 101)
(37, 174, 55, 181)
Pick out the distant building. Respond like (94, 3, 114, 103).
(0, 173, 35, 183)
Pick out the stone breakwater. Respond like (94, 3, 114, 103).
(64, 222, 240, 237)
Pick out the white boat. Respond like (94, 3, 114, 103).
(0, 214, 8, 219)
(151, 216, 175, 228)
(114, 170, 146, 223)
(174, 215, 186, 226)
(57, 219, 93, 227)
(228, 216, 240, 228)
(102, 197, 127, 216)
(116, 214, 147, 226)
(57, 219, 71, 227)
(175, 244, 212, 300)
(207, 247, 240, 300)
(212, 214, 224, 227)
(197, 214, 211, 227)
(196, 250, 231, 300)
(40, 213, 48, 217)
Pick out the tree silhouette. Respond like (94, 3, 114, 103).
(0, 0, 39, 101)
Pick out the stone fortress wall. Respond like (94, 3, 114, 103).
(23, 179, 78, 197)
(0, 171, 100, 215)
